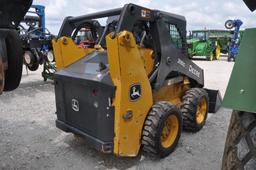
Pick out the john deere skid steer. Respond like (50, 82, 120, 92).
(222, 0, 256, 169)
(53, 4, 221, 157)
(0, 0, 32, 94)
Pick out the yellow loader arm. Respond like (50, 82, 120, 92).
(106, 31, 153, 156)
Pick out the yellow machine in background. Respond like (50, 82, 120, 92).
(53, 37, 95, 70)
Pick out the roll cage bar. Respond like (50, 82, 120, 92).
(57, 3, 204, 87)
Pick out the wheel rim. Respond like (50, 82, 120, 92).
(47, 51, 54, 62)
(215, 46, 221, 60)
(209, 52, 213, 61)
(24, 52, 32, 65)
(160, 115, 179, 148)
(196, 97, 207, 124)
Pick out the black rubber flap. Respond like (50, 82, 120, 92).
(205, 89, 223, 113)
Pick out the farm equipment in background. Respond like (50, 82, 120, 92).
(222, 0, 256, 169)
(225, 19, 243, 62)
(19, 5, 56, 81)
(187, 30, 231, 61)
(52, 4, 221, 158)
(75, 28, 98, 48)
(0, 0, 33, 94)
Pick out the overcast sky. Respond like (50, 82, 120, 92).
(34, 0, 255, 34)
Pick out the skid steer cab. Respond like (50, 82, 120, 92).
(53, 4, 222, 157)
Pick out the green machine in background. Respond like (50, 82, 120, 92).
(187, 30, 231, 61)
(222, 0, 256, 169)
(223, 29, 256, 112)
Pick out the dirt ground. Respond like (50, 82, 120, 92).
(0, 57, 234, 170)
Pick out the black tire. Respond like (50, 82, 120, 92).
(24, 51, 39, 71)
(4, 30, 23, 91)
(225, 20, 234, 29)
(180, 88, 209, 132)
(0, 57, 4, 93)
(27, 62, 39, 71)
(222, 111, 256, 170)
(141, 101, 182, 158)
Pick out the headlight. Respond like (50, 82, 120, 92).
(47, 51, 54, 62)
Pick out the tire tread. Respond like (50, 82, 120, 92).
(222, 111, 256, 170)
(180, 88, 209, 132)
(142, 101, 181, 157)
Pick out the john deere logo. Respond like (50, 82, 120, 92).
(130, 84, 141, 101)
(72, 99, 79, 112)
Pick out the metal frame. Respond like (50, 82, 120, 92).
(57, 3, 204, 87)
(19, 4, 56, 81)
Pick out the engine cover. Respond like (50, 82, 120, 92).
(54, 51, 115, 153)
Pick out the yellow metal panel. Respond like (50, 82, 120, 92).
(106, 31, 153, 156)
(153, 79, 189, 107)
(138, 46, 154, 75)
(52, 37, 95, 70)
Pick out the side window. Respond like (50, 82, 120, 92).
(168, 24, 182, 49)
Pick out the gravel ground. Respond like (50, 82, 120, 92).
(0, 57, 234, 170)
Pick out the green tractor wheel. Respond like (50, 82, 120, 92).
(207, 46, 221, 61)
(215, 45, 221, 60)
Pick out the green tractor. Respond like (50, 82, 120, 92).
(187, 30, 231, 61)
(222, 0, 256, 169)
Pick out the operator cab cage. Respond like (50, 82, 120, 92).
(58, 4, 187, 52)
(58, 3, 204, 87)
